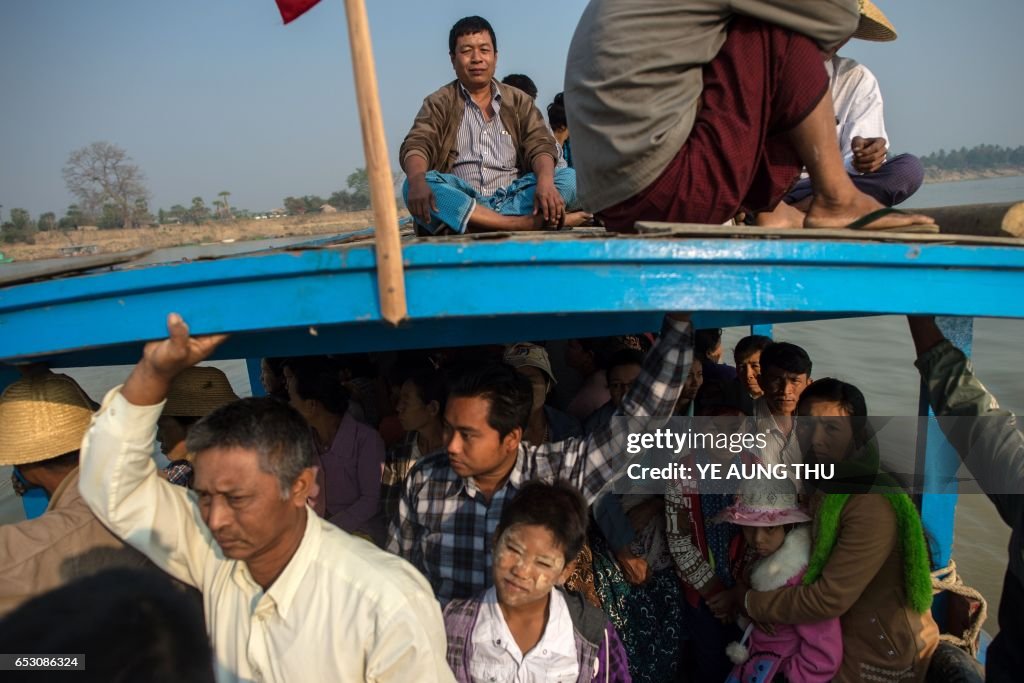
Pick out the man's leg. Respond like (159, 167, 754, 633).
(850, 153, 926, 207)
(402, 171, 480, 235)
(471, 171, 589, 233)
(791, 99, 933, 229)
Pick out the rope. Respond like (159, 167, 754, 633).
(931, 559, 988, 656)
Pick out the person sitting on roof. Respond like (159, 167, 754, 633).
(0, 371, 149, 617)
(783, 1, 925, 211)
(564, 0, 935, 232)
(401, 16, 590, 235)
(157, 365, 240, 488)
(77, 313, 453, 683)
(547, 92, 573, 168)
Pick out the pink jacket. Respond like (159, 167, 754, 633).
(726, 526, 842, 683)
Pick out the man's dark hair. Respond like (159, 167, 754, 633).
(547, 92, 567, 130)
(495, 480, 587, 564)
(605, 348, 646, 382)
(798, 377, 868, 435)
(760, 342, 812, 377)
(406, 367, 449, 415)
(283, 355, 349, 416)
(186, 397, 315, 497)
(0, 568, 214, 683)
(734, 335, 773, 363)
(694, 328, 723, 360)
(448, 363, 531, 438)
(449, 16, 496, 55)
(501, 74, 537, 99)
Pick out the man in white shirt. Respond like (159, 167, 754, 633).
(78, 313, 454, 683)
(753, 342, 814, 470)
(785, 0, 924, 209)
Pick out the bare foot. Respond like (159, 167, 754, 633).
(805, 191, 935, 231)
(563, 211, 592, 228)
(755, 201, 806, 228)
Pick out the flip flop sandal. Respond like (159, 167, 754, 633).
(846, 207, 940, 233)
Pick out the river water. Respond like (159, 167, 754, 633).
(2, 175, 1021, 633)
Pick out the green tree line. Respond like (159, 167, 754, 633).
(921, 144, 1024, 171)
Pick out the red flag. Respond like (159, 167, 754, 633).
(276, 0, 321, 24)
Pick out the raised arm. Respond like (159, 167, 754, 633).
(909, 315, 1024, 524)
(78, 313, 227, 587)
(538, 314, 691, 502)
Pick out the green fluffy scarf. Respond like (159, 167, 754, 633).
(803, 493, 933, 614)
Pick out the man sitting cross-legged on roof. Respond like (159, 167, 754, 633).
(781, 0, 925, 215)
(78, 314, 453, 683)
(388, 313, 693, 604)
(565, 0, 934, 232)
(401, 16, 589, 235)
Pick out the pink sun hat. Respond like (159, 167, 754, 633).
(715, 480, 811, 527)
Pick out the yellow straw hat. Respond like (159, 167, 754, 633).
(0, 373, 95, 466)
(854, 0, 897, 42)
(162, 366, 240, 418)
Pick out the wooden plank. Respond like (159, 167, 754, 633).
(916, 201, 1024, 238)
(0, 248, 152, 287)
(633, 222, 1024, 247)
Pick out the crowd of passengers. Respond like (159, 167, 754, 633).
(2, 1, 1021, 681)
(1, 311, 1012, 683)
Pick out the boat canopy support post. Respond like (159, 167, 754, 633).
(915, 316, 974, 627)
(246, 358, 265, 398)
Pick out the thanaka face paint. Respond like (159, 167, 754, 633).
(492, 524, 572, 608)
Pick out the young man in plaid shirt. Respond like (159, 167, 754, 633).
(387, 313, 692, 603)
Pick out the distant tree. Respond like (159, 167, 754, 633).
(187, 196, 209, 225)
(216, 191, 232, 219)
(37, 211, 57, 232)
(57, 204, 83, 231)
(2, 208, 37, 244)
(166, 204, 187, 224)
(97, 203, 125, 230)
(346, 168, 370, 209)
(62, 142, 150, 229)
(283, 196, 304, 215)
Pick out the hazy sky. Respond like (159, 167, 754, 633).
(1, 0, 1022, 216)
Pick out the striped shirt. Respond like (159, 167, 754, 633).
(388, 317, 693, 603)
(451, 81, 519, 195)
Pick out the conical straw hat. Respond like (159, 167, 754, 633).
(854, 0, 897, 42)
(162, 366, 240, 418)
(0, 373, 95, 466)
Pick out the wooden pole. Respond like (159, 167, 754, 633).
(917, 201, 1024, 238)
(342, 0, 407, 324)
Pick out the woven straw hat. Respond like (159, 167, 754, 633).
(0, 373, 95, 466)
(854, 0, 897, 42)
(162, 366, 240, 418)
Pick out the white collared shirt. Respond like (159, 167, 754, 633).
(79, 388, 454, 683)
(753, 396, 804, 470)
(827, 55, 889, 173)
(470, 587, 580, 683)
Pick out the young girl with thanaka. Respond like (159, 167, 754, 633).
(718, 479, 842, 683)
(444, 481, 632, 683)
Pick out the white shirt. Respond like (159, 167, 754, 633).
(469, 588, 580, 683)
(79, 388, 454, 683)
(753, 397, 804, 469)
(827, 55, 889, 173)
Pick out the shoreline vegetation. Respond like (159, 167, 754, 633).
(0, 209, 406, 262)
(924, 166, 1024, 184)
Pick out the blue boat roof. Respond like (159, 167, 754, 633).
(1, 226, 1022, 367)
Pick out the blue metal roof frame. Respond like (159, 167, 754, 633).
(1, 233, 1022, 366)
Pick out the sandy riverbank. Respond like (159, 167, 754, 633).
(924, 167, 1024, 184)
(1, 209, 409, 262)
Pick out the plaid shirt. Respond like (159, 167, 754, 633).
(387, 317, 692, 603)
